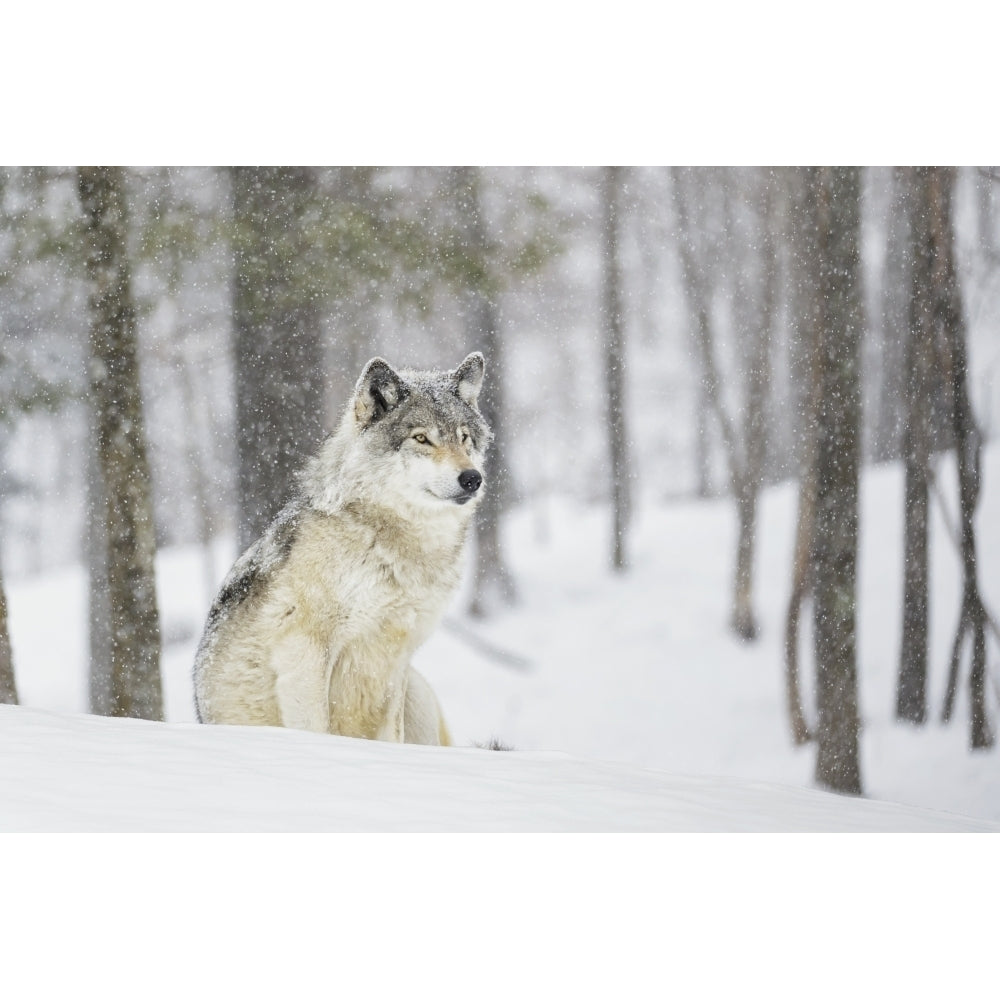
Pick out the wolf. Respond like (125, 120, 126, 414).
(193, 352, 492, 746)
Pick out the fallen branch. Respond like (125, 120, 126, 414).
(443, 617, 534, 672)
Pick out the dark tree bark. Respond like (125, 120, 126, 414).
(810, 166, 864, 796)
(86, 399, 113, 715)
(449, 167, 516, 617)
(931, 168, 995, 750)
(601, 166, 631, 572)
(77, 166, 163, 721)
(231, 167, 326, 552)
(0, 558, 17, 705)
(896, 167, 937, 725)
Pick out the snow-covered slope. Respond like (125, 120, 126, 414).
(4, 449, 999, 830)
(1, 705, 994, 831)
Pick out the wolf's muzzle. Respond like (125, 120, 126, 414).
(457, 469, 483, 498)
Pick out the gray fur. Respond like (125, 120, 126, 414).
(193, 353, 491, 744)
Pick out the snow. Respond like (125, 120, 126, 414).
(4, 449, 999, 833)
(2, 705, 991, 832)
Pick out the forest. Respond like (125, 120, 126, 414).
(1, 165, 998, 804)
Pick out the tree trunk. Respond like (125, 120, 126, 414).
(231, 167, 326, 551)
(85, 396, 113, 715)
(450, 167, 517, 617)
(177, 350, 219, 611)
(873, 168, 911, 463)
(669, 169, 717, 499)
(784, 481, 815, 745)
(673, 168, 776, 641)
(784, 167, 823, 746)
(77, 166, 163, 721)
(731, 170, 778, 641)
(601, 166, 630, 572)
(810, 166, 864, 796)
(896, 167, 937, 725)
(0, 557, 17, 705)
(932, 168, 995, 749)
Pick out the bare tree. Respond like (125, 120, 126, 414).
(933, 167, 995, 750)
(730, 171, 779, 640)
(896, 167, 938, 724)
(86, 400, 113, 715)
(77, 166, 163, 720)
(871, 168, 911, 464)
(231, 166, 326, 551)
(783, 168, 823, 746)
(810, 166, 864, 795)
(602, 166, 630, 571)
(0, 558, 17, 705)
(449, 167, 517, 616)
(670, 168, 722, 501)
(671, 167, 778, 639)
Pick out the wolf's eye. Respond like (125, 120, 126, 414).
(460, 432, 470, 445)
(412, 432, 429, 444)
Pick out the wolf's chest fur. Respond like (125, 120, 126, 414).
(197, 503, 466, 739)
(273, 505, 464, 654)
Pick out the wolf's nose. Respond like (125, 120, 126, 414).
(458, 469, 483, 495)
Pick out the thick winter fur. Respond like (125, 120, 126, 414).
(193, 353, 491, 746)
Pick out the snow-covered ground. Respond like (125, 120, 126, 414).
(3, 450, 999, 831)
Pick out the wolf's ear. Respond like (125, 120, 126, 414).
(452, 352, 486, 407)
(354, 357, 408, 426)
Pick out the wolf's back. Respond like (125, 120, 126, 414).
(192, 500, 304, 722)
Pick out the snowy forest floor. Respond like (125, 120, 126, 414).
(3, 448, 999, 830)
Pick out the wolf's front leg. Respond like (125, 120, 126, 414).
(271, 634, 332, 733)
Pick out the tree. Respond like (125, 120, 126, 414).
(809, 166, 864, 796)
(933, 167, 995, 750)
(870, 167, 911, 464)
(0, 559, 16, 705)
(729, 170, 779, 640)
(783, 168, 824, 746)
(449, 167, 517, 616)
(671, 167, 779, 639)
(896, 167, 938, 724)
(77, 166, 163, 720)
(231, 166, 326, 551)
(1, 167, 83, 708)
(601, 166, 630, 571)
(670, 168, 718, 499)
(85, 400, 113, 714)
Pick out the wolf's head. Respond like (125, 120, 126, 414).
(309, 353, 493, 518)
